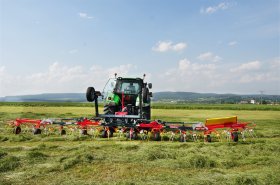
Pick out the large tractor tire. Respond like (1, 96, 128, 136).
(104, 105, 116, 123)
(86, 87, 96, 102)
(103, 104, 115, 115)
(143, 88, 149, 103)
(142, 106, 151, 120)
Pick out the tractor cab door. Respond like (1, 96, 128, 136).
(102, 78, 117, 100)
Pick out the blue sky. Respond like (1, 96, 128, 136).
(0, 0, 279, 96)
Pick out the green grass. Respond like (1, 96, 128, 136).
(0, 103, 279, 185)
(1, 102, 280, 111)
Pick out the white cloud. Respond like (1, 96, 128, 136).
(152, 41, 187, 52)
(230, 61, 261, 72)
(197, 52, 222, 62)
(228, 41, 238, 46)
(200, 2, 230, 14)
(0, 63, 139, 97)
(78, 12, 93, 19)
(154, 57, 280, 94)
(0, 66, 5, 73)
(270, 57, 280, 69)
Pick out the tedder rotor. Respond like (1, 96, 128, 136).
(8, 74, 257, 142)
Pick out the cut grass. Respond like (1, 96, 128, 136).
(0, 104, 279, 184)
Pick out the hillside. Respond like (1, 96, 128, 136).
(0, 92, 279, 104)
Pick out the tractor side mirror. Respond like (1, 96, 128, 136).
(149, 92, 153, 97)
(148, 83, 152, 89)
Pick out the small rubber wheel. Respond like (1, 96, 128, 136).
(232, 132, 238, 142)
(61, 129, 66, 135)
(154, 132, 161, 141)
(34, 128, 41, 135)
(14, 126, 21, 134)
(81, 129, 87, 135)
(132, 132, 138, 140)
(179, 134, 184, 142)
(101, 130, 107, 138)
(126, 132, 131, 139)
(207, 135, 212, 142)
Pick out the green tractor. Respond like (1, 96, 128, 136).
(86, 74, 152, 126)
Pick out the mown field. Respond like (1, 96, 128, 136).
(0, 103, 280, 185)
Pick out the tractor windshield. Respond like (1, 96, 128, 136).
(102, 78, 116, 98)
(115, 80, 141, 95)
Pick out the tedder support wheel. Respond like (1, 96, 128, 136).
(101, 130, 107, 138)
(86, 87, 96, 102)
(101, 129, 114, 138)
(126, 132, 138, 140)
(34, 128, 41, 135)
(61, 130, 66, 135)
(132, 132, 138, 140)
(126, 132, 130, 139)
(179, 134, 184, 142)
(14, 126, 21, 135)
(154, 132, 161, 141)
(81, 129, 87, 135)
(232, 132, 238, 142)
(207, 135, 212, 142)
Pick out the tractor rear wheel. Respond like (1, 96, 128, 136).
(142, 106, 151, 120)
(34, 128, 41, 135)
(86, 87, 96, 102)
(14, 126, 21, 134)
(143, 88, 149, 103)
(232, 132, 238, 142)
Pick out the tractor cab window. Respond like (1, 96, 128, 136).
(102, 78, 116, 97)
(115, 81, 140, 95)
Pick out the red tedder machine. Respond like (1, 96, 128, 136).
(8, 74, 257, 142)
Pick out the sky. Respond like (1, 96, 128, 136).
(0, 0, 279, 96)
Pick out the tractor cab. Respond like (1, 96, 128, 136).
(87, 74, 152, 123)
(102, 77, 145, 115)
